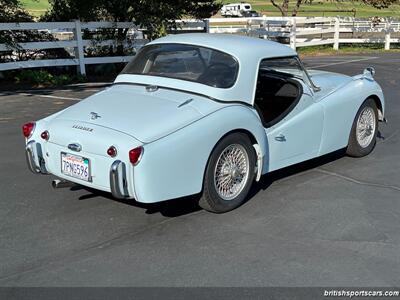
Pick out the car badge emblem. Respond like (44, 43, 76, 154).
(90, 112, 101, 120)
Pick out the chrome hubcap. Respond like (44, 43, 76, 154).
(356, 106, 376, 148)
(214, 144, 250, 201)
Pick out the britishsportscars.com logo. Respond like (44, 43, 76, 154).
(324, 289, 399, 298)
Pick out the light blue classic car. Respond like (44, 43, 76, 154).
(23, 34, 385, 213)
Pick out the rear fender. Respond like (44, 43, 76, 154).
(132, 105, 268, 203)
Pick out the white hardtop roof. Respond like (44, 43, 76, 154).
(149, 33, 295, 61)
(115, 34, 297, 104)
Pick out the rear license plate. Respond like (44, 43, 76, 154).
(61, 152, 91, 182)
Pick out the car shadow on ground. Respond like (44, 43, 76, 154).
(248, 148, 346, 199)
(73, 186, 203, 218)
(73, 149, 346, 218)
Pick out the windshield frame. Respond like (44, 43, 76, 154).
(120, 43, 240, 89)
(295, 56, 321, 92)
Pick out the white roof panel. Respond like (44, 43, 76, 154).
(115, 34, 297, 104)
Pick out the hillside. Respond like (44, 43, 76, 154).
(220, 0, 399, 17)
(22, 0, 400, 18)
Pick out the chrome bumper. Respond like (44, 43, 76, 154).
(110, 160, 130, 199)
(25, 140, 48, 174)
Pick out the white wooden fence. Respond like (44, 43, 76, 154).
(0, 20, 206, 74)
(0, 17, 399, 75)
(210, 17, 400, 50)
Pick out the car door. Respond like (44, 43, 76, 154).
(254, 56, 324, 172)
(265, 82, 324, 172)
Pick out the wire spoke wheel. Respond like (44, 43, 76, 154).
(213, 144, 250, 201)
(199, 133, 256, 213)
(356, 106, 376, 148)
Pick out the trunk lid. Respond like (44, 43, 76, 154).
(53, 84, 223, 143)
(47, 119, 142, 157)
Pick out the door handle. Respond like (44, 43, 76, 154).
(275, 134, 286, 142)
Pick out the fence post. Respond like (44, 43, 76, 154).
(73, 19, 86, 75)
(290, 18, 297, 50)
(384, 20, 391, 50)
(262, 15, 267, 39)
(204, 19, 210, 33)
(333, 17, 340, 50)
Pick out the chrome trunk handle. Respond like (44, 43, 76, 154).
(68, 143, 82, 152)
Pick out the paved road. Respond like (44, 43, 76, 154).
(0, 54, 399, 287)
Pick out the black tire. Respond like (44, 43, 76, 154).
(199, 133, 256, 213)
(346, 98, 378, 157)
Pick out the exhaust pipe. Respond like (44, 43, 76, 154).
(52, 179, 75, 189)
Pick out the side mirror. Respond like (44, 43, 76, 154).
(363, 67, 375, 79)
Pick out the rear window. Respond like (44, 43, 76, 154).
(121, 43, 239, 88)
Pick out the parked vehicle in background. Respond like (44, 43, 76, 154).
(241, 10, 261, 17)
(221, 3, 252, 17)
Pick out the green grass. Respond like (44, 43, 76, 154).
(21, 0, 49, 18)
(220, 0, 400, 17)
(297, 44, 400, 57)
(21, 0, 400, 19)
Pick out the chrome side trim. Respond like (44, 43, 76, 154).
(25, 140, 41, 174)
(110, 160, 129, 199)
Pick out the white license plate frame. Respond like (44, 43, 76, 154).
(60, 152, 91, 182)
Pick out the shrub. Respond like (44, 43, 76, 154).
(15, 70, 53, 85)
(14, 70, 86, 86)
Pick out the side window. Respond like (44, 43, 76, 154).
(259, 56, 317, 90)
(259, 57, 305, 81)
(254, 57, 303, 128)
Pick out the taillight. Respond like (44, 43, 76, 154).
(41, 130, 49, 141)
(129, 147, 143, 165)
(22, 122, 35, 138)
(107, 146, 117, 157)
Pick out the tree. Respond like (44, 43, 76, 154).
(0, 0, 33, 23)
(42, 0, 220, 56)
(1, 0, 35, 60)
(43, 0, 221, 39)
(0, 0, 33, 48)
(270, 0, 301, 16)
(0, 0, 71, 63)
(41, 0, 102, 22)
(270, 0, 399, 17)
(360, 0, 399, 9)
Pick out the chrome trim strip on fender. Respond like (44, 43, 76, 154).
(110, 160, 129, 199)
(25, 140, 41, 174)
